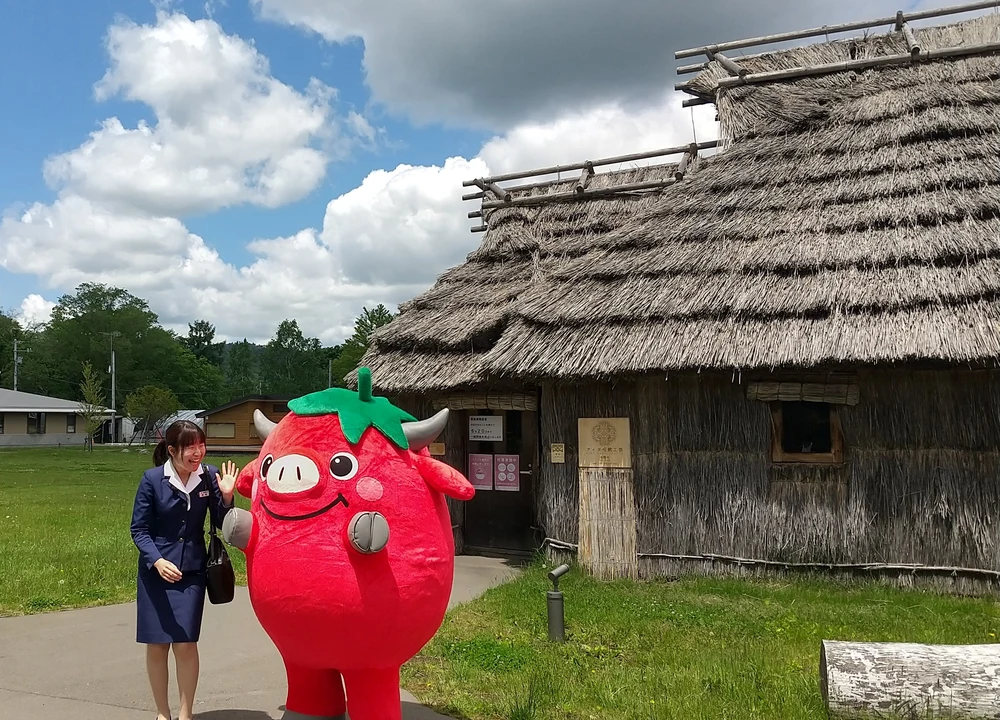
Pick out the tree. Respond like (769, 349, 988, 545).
(224, 339, 260, 400)
(78, 361, 106, 452)
(181, 320, 225, 366)
(260, 319, 325, 396)
(124, 385, 180, 445)
(328, 305, 396, 387)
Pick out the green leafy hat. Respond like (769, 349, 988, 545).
(287, 367, 417, 449)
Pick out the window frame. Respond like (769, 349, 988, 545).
(769, 401, 844, 466)
(206, 422, 237, 439)
(27, 412, 47, 435)
(66, 414, 76, 433)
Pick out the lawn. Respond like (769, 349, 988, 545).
(3, 447, 999, 719)
(0, 446, 256, 616)
(401, 562, 1000, 720)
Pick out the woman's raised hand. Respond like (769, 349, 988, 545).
(216, 460, 239, 503)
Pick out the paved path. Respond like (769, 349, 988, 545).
(0, 556, 521, 720)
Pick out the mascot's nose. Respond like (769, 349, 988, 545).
(266, 454, 320, 493)
(348, 512, 390, 554)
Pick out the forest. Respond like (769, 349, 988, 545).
(0, 282, 393, 416)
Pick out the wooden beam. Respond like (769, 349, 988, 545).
(467, 209, 482, 219)
(682, 96, 715, 108)
(575, 162, 594, 194)
(716, 40, 1000, 89)
(470, 224, 487, 233)
(675, 0, 1000, 59)
(462, 190, 485, 201)
(479, 177, 679, 210)
(707, 48, 748, 77)
(674, 144, 699, 180)
(821, 640, 1000, 720)
(462, 140, 719, 186)
(677, 60, 711, 75)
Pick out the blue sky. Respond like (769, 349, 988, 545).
(0, 0, 488, 326)
(0, 0, 948, 344)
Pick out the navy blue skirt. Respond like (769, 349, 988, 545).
(136, 567, 207, 644)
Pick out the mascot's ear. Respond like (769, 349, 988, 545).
(236, 461, 257, 498)
(412, 452, 475, 501)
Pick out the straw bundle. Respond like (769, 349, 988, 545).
(359, 13, 1000, 394)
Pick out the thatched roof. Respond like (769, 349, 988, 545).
(360, 13, 1000, 394)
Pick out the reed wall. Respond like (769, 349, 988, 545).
(538, 368, 1000, 593)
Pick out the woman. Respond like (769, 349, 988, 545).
(130, 419, 239, 720)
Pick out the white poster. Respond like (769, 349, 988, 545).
(469, 415, 504, 442)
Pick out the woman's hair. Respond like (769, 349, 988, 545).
(153, 420, 207, 467)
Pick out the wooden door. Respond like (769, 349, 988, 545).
(463, 409, 537, 553)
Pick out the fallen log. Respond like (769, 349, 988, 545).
(820, 639, 1000, 719)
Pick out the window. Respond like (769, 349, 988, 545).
(272, 403, 288, 413)
(66, 414, 76, 433)
(0, 413, 4, 434)
(27, 412, 46, 435)
(770, 402, 843, 464)
(206, 422, 236, 438)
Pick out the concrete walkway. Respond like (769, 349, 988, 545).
(0, 556, 521, 720)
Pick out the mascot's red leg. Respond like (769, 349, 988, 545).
(283, 661, 347, 719)
(342, 667, 402, 720)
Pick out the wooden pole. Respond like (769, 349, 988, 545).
(675, 0, 1000, 59)
(820, 640, 1000, 719)
(478, 177, 679, 210)
(715, 40, 1000, 89)
(463, 140, 718, 186)
(707, 49, 748, 77)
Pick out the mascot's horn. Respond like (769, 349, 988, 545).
(402, 408, 449, 451)
(254, 409, 278, 440)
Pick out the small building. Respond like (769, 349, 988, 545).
(197, 396, 291, 453)
(0, 388, 109, 448)
(355, 10, 1000, 594)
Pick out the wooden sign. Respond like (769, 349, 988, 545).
(578, 418, 631, 468)
(469, 415, 503, 442)
(429, 442, 446, 456)
(550, 443, 565, 464)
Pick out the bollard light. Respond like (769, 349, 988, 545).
(547, 564, 570, 642)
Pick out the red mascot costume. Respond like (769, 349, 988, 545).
(222, 367, 475, 720)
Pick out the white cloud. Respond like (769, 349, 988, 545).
(2, 81, 712, 344)
(18, 295, 56, 328)
(252, 0, 914, 130)
(1, 6, 721, 347)
(40, 10, 356, 218)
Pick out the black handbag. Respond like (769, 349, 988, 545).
(205, 521, 235, 604)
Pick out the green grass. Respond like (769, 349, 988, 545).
(401, 558, 1000, 720)
(0, 446, 256, 616)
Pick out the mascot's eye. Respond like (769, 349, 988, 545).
(330, 452, 359, 481)
(261, 454, 274, 478)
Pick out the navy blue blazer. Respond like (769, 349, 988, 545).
(130, 463, 233, 575)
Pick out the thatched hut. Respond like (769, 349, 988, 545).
(357, 10, 1000, 594)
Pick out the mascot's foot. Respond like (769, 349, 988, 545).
(281, 711, 346, 720)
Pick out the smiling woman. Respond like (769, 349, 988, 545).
(130, 420, 240, 720)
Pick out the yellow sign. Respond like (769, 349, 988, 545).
(578, 418, 631, 468)
(429, 442, 446, 456)
(550, 443, 565, 464)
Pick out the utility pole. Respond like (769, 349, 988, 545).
(101, 331, 121, 444)
(12, 339, 30, 391)
(328, 358, 332, 388)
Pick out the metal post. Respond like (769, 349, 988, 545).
(12, 339, 29, 391)
(547, 564, 570, 642)
(328, 358, 332, 388)
(101, 331, 120, 444)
